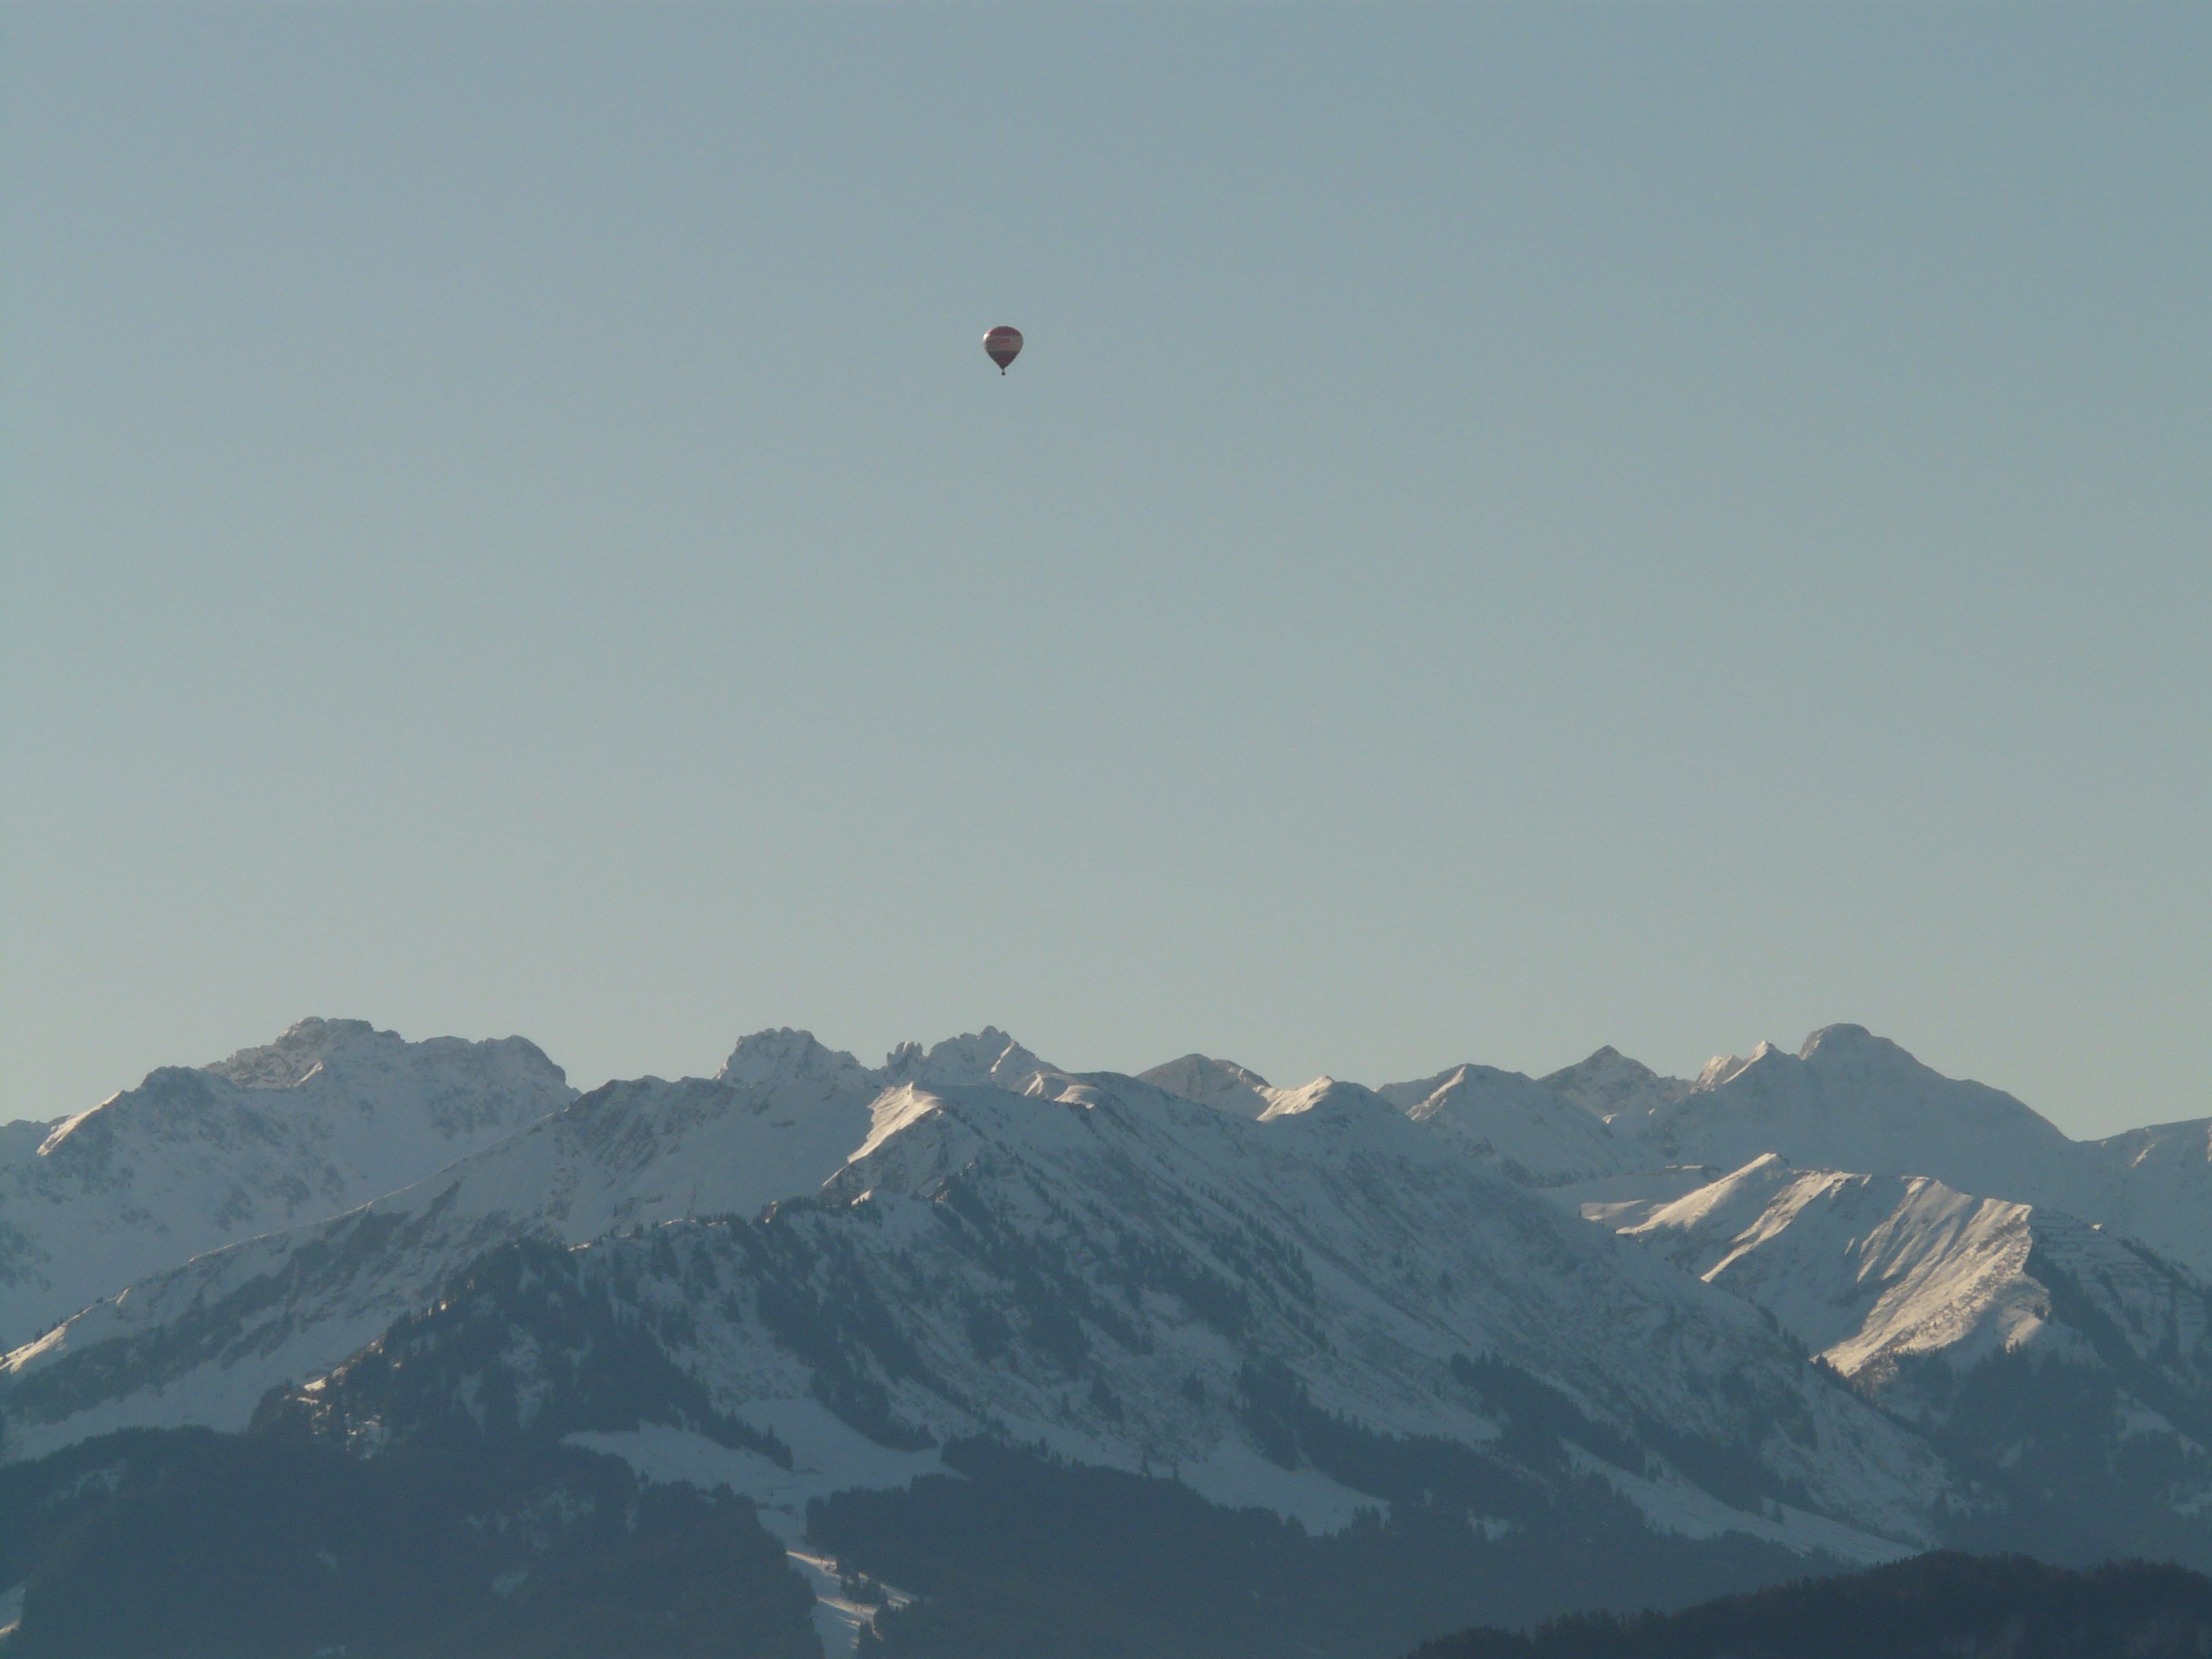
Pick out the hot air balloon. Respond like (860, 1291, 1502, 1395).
(983, 325, 1023, 375)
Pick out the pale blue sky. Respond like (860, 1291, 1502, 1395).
(5, 5, 2207, 1136)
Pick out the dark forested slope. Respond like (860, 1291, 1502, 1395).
(0, 1427, 818, 1659)
(1412, 1552, 2212, 1659)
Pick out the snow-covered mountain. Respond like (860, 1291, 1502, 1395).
(14, 1009, 2212, 1655)
(1631, 1025, 2212, 1281)
(0, 1027, 1017, 1452)
(882, 1027, 1054, 1094)
(1639, 1027, 2082, 1204)
(1584, 1154, 2211, 1403)
(2, 1030, 1948, 1560)
(1592, 1155, 2064, 1388)
(1568, 1148, 2212, 1564)
(2076, 1118, 2212, 1282)
(1135, 1054, 1282, 1118)
(0, 1018, 575, 1350)
(1540, 1047, 1694, 1126)
(1376, 1064, 1639, 1187)
(1141, 1051, 1652, 1187)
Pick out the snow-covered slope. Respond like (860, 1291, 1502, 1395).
(2076, 1118, 2212, 1282)
(1377, 1065, 1639, 1187)
(1, 1037, 1952, 1557)
(1639, 1027, 2087, 1214)
(1572, 1145, 2212, 1559)
(1591, 1155, 2212, 1435)
(1605, 1158, 2066, 1386)
(1540, 1048, 1694, 1126)
(0, 1018, 575, 1349)
(0, 1026, 1006, 1447)
(1629, 1025, 2212, 1282)
(1138, 1054, 1282, 1119)
(22, 1010, 2212, 1579)
(531, 1072, 1950, 1547)
(883, 1027, 1052, 1094)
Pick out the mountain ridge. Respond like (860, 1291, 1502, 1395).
(0, 1018, 575, 1351)
(13, 1011, 2212, 1656)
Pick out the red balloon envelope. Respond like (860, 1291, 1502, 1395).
(983, 326, 1023, 374)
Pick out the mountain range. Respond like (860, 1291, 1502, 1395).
(4, 1016, 2211, 1657)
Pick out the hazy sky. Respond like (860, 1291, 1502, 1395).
(5, 5, 2207, 1137)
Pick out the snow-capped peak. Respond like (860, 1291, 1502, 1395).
(1694, 1043, 1780, 1092)
(882, 1027, 1053, 1094)
(1643, 1027, 2082, 1228)
(852, 1081, 949, 1163)
(1255, 1076, 1397, 1122)
(1378, 1063, 1639, 1187)
(1137, 1054, 1279, 1119)
(1255, 1075, 1334, 1119)
(716, 1028, 874, 1090)
(0, 1019, 577, 1353)
(1795, 1023, 1921, 1070)
(1540, 1046, 1694, 1124)
(204, 1017, 382, 1090)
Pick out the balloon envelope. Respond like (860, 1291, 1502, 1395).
(983, 326, 1023, 373)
